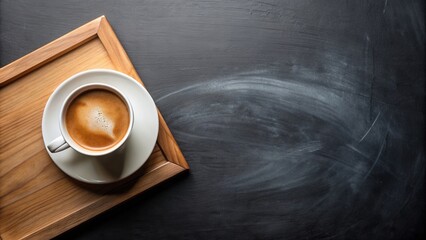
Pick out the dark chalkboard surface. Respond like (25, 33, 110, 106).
(1, 0, 424, 239)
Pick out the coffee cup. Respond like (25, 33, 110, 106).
(47, 83, 134, 156)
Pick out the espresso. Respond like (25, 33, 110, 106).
(65, 89, 130, 151)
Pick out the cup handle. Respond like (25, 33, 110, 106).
(47, 136, 70, 153)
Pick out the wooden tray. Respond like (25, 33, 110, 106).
(0, 16, 189, 239)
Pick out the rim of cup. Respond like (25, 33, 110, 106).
(59, 83, 134, 156)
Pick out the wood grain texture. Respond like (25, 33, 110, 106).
(157, 113, 189, 169)
(0, 16, 189, 240)
(0, 16, 102, 87)
(97, 17, 138, 79)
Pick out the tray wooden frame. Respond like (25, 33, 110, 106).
(0, 16, 189, 239)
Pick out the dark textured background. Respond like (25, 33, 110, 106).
(1, 0, 424, 239)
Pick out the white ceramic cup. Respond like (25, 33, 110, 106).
(47, 83, 134, 156)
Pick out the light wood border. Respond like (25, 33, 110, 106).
(0, 16, 189, 239)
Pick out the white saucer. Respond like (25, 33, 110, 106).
(42, 69, 159, 184)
